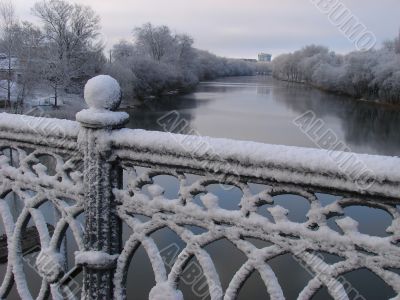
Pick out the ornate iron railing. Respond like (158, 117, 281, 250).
(0, 75, 399, 300)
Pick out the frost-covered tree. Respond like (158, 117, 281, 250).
(112, 40, 135, 62)
(396, 31, 400, 54)
(273, 45, 334, 83)
(273, 34, 400, 104)
(0, 0, 18, 107)
(134, 23, 175, 62)
(255, 62, 272, 75)
(32, 0, 104, 106)
(12, 22, 44, 108)
(385, 30, 400, 54)
(106, 24, 255, 101)
(0, 2, 46, 111)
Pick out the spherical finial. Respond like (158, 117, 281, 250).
(77, 75, 128, 128)
(84, 75, 121, 111)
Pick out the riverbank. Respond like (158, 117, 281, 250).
(272, 44, 400, 106)
(122, 76, 400, 157)
(273, 76, 400, 108)
(0, 75, 258, 120)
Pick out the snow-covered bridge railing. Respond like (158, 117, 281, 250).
(0, 75, 399, 300)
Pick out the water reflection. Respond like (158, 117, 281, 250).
(124, 75, 400, 157)
(271, 80, 400, 156)
(123, 93, 211, 133)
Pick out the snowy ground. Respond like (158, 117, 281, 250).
(27, 85, 87, 120)
(0, 83, 87, 120)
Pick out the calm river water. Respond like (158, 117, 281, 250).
(126, 75, 400, 156)
(1, 76, 399, 299)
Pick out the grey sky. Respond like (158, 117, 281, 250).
(13, 0, 400, 59)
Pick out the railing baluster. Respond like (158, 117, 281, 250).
(76, 75, 129, 299)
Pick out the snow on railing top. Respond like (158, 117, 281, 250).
(0, 113, 79, 137)
(0, 112, 80, 151)
(110, 128, 400, 198)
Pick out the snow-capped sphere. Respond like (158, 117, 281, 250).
(84, 75, 122, 110)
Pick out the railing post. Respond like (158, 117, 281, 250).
(76, 75, 129, 299)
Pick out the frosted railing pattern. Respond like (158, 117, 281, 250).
(0, 115, 84, 299)
(0, 75, 398, 300)
(111, 139, 400, 300)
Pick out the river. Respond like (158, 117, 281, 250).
(125, 75, 400, 157)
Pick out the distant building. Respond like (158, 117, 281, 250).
(258, 53, 272, 62)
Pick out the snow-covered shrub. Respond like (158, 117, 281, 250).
(105, 24, 257, 101)
(273, 38, 400, 104)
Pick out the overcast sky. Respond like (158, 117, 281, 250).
(12, 0, 400, 59)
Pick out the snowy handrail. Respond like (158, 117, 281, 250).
(110, 128, 400, 198)
(0, 75, 399, 300)
(0, 113, 79, 151)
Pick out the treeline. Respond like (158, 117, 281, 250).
(0, 0, 104, 108)
(0, 0, 259, 108)
(272, 37, 400, 104)
(105, 23, 256, 99)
